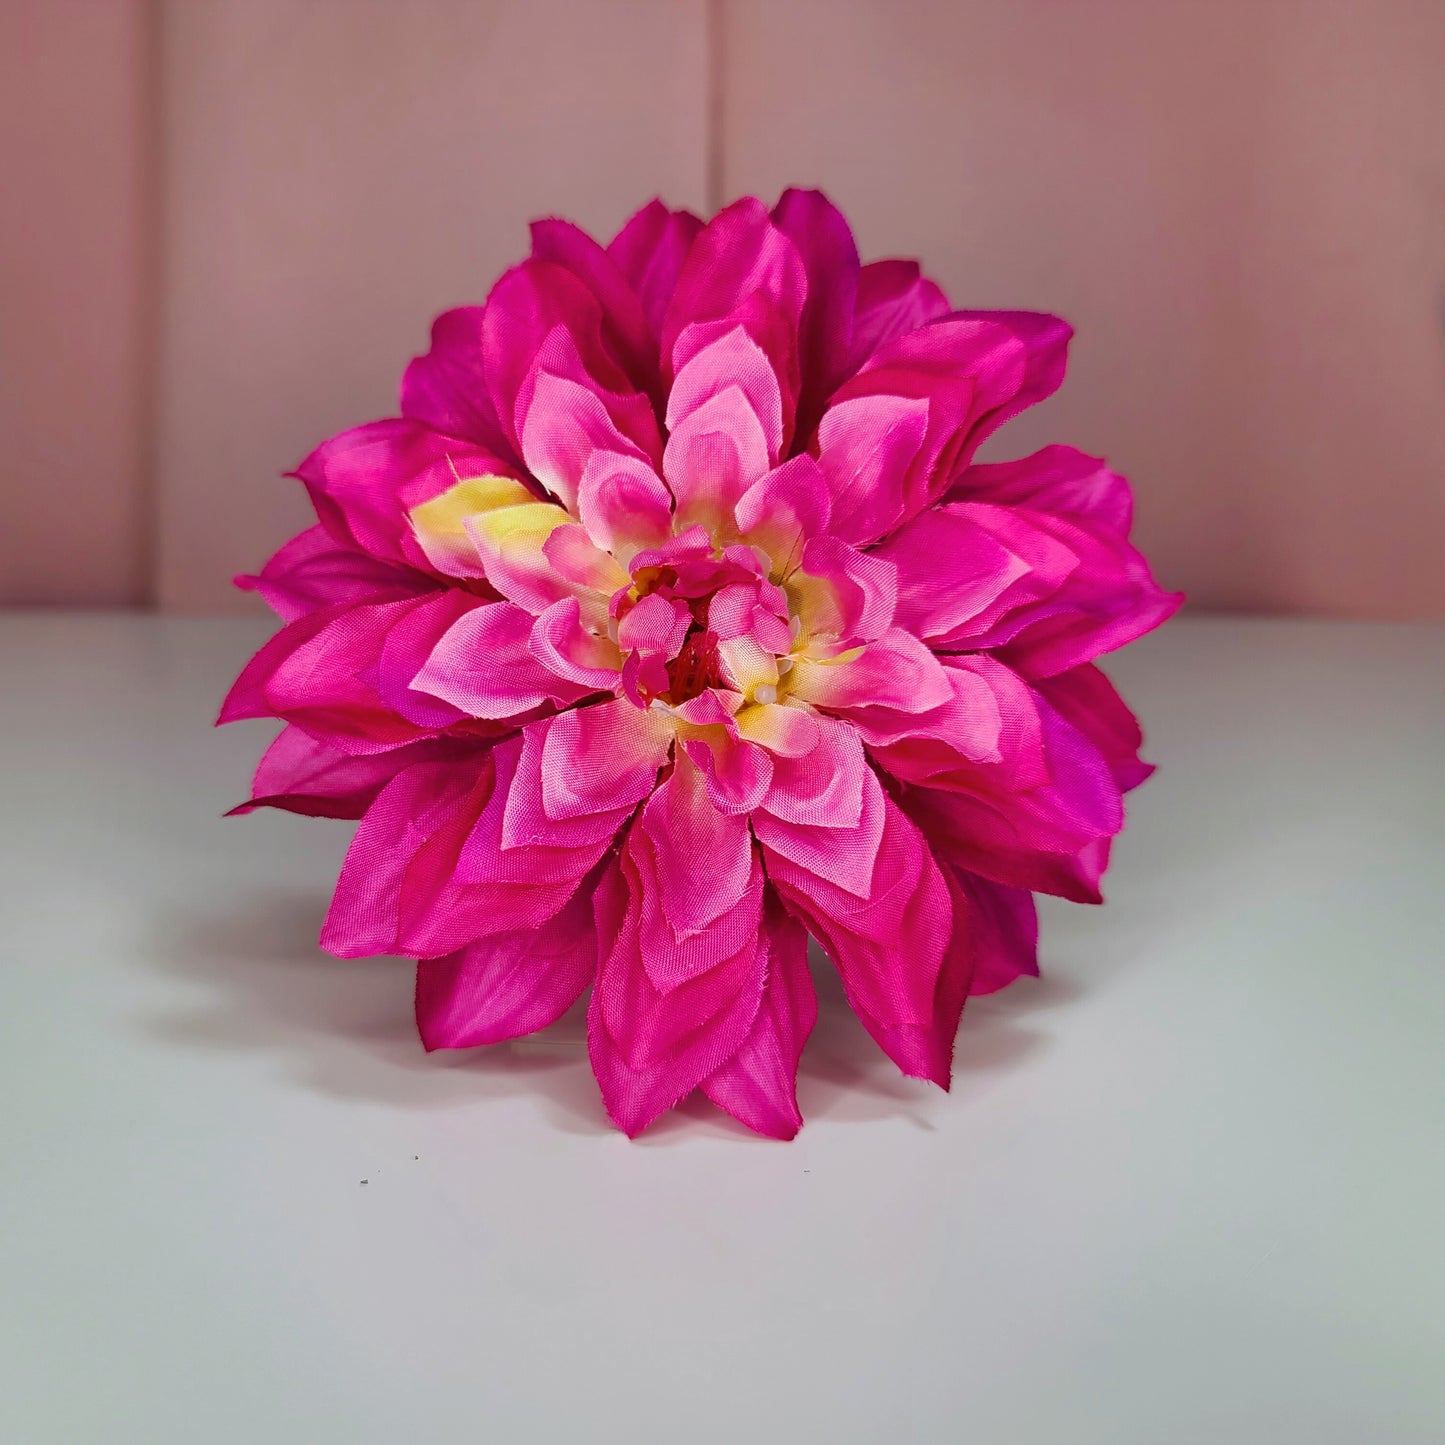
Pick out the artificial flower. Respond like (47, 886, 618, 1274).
(222, 191, 1179, 1137)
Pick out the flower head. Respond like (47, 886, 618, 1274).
(223, 192, 1179, 1137)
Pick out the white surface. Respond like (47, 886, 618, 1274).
(2, 613, 1442, 1444)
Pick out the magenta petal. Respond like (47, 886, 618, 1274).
(770, 795, 955, 1085)
(228, 726, 476, 820)
(588, 839, 767, 1138)
(949, 867, 1040, 996)
(293, 418, 514, 572)
(415, 871, 600, 1049)
(949, 445, 1135, 535)
(321, 754, 493, 958)
(771, 187, 861, 436)
(701, 897, 817, 1139)
(606, 199, 704, 338)
(401, 307, 515, 461)
(236, 525, 423, 621)
(1034, 663, 1155, 792)
(850, 258, 951, 367)
(529, 217, 656, 395)
(539, 698, 672, 820)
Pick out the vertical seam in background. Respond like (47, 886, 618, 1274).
(134, 0, 165, 610)
(704, 0, 726, 214)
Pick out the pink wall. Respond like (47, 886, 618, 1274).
(3, 0, 1444, 616)
(0, 0, 153, 606)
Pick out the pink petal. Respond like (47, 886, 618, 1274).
(576, 449, 673, 555)
(733, 454, 832, 569)
(701, 896, 817, 1139)
(662, 384, 773, 532)
(413, 601, 595, 719)
(793, 533, 898, 648)
(414, 869, 601, 1048)
(228, 726, 480, 820)
(320, 753, 494, 958)
(681, 733, 773, 815)
(790, 627, 953, 714)
(539, 697, 673, 821)
(1033, 663, 1155, 793)
(587, 846, 767, 1137)
(659, 197, 806, 385)
(667, 322, 785, 462)
(529, 597, 624, 692)
(529, 217, 655, 395)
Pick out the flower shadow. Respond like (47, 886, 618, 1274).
(144, 890, 1090, 1143)
(144, 888, 615, 1134)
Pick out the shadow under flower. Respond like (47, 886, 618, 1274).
(144, 889, 1090, 1142)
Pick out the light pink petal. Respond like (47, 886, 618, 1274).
(235, 525, 423, 621)
(529, 597, 624, 692)
(617, 592, 691, 658)
(413, 601, 595, 719)
(414, 869, 601, 1048)
(701, 897, 817, 1139)
(638, 750, 756, 944)
(734, 454, 832, 570)
(813, 392, 931, 545)
(518, 368, 652, 514)
(539, 697, 673, 821)
(667, 323, 785, 462)
(843, 660, 1005, 768)
(662, 385, 773, 533)
(681, 733, 773, 815)
(792, 534, 898, 648)
(790, 627, 953, 714)
(606, 199, 705, 338)
(753, 737, 884, 898)
(735, 700, 821, 758)
(576, 449, 673, 555)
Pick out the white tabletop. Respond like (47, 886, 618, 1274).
(2, 613, 1442, 1444)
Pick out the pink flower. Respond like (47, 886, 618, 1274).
(222, 192, 1180, 1138)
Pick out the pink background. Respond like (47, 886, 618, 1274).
(3, 0, 1443, 616)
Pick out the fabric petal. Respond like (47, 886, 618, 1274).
(235, 525, 424, 621)
(401, 306, 515, 461)
(414, 868, 601, 1048)
(701, 897, 817, 1139)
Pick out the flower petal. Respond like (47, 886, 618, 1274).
(412, 601, 594, 719)
(414, 869, 601, 1049)
(606, 199, 704, 338)
(849, 258, 950, 367)
(701, 896, 817, 1139)
(401, 306, 515, 461)
(235, 525, 422, 621)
